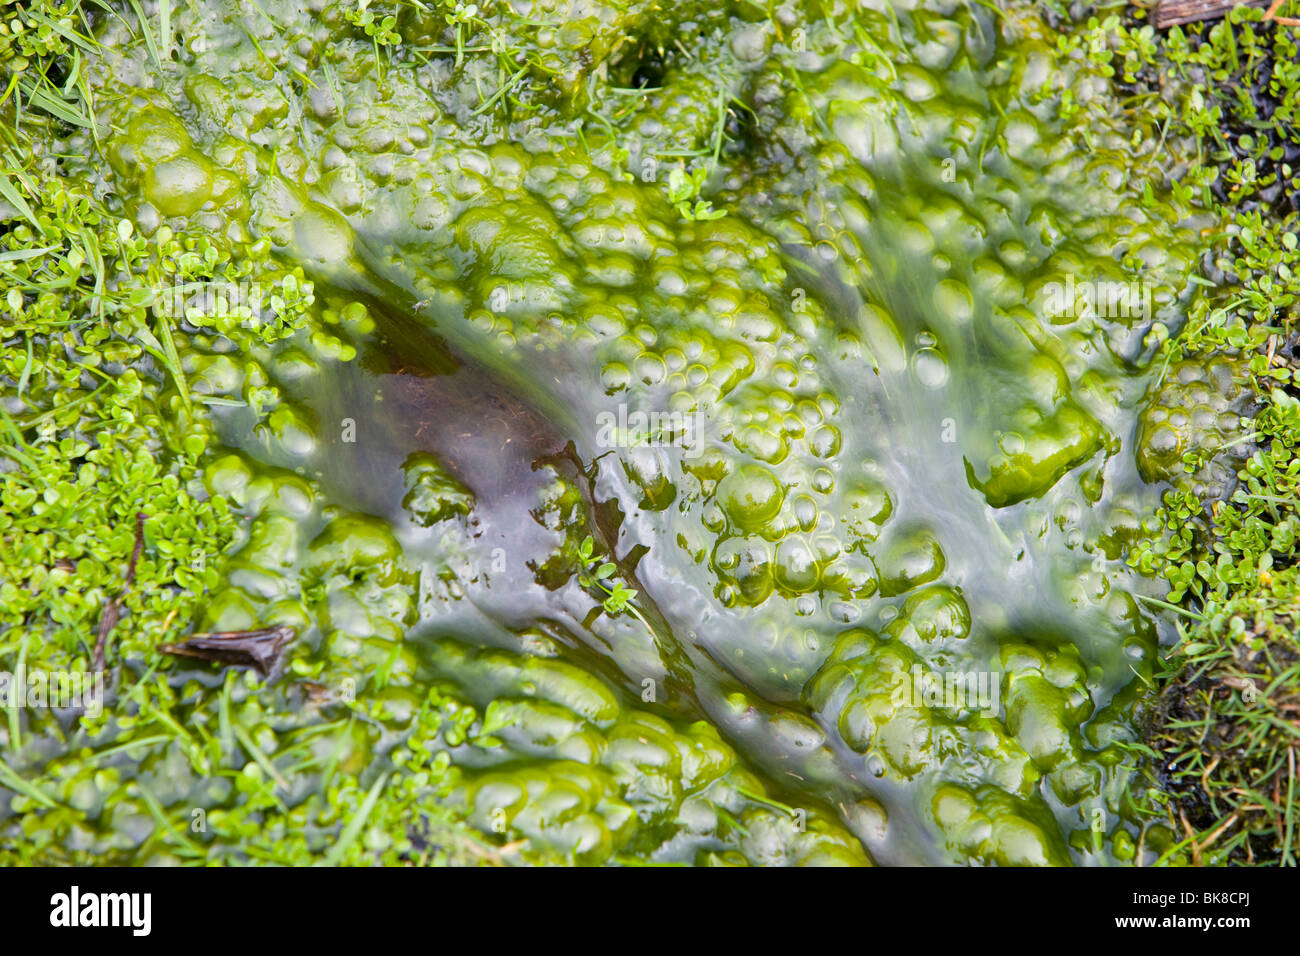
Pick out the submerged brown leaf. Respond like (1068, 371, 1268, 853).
(160, 626, 293, 677)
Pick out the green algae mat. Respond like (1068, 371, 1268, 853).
(1, 0, 1298, 866)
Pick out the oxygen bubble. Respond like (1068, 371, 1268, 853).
(911, 349, 949, 389)
(934, 279, 973, 323)
(716, 465, 785, 532)
(877, 525, 946, 596)
(293, 202, 354, 267)
(146, 155, 214, 217)
(998, 432, 1026, 456)
(775, 538, 820, 592)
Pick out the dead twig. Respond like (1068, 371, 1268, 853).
(1200, 755, 1221, 801)
(1178, 807, 1204, 866)
(1154, 0, 1271, 29)
(92, 512, 146, 673)
(1264, 0, 1300, 25)
(1194, 813, 1240, 858)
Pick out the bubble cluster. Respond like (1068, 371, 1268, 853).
(1136, 356, 1253, 498)
(28, 0, 1248, 865)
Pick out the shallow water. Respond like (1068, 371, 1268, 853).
(17, 0, 1242, 864)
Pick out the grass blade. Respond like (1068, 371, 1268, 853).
(21, 81, 93, 128)
(0, 170, 40, 229)
(0, 755, 59, 809)
(0, 245, 58, 263)
(126, 0, 163, 70)
(323, 773, 388, 865)
(160, 0, 172, 57)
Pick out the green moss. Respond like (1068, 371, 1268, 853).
(1059, 5, 1300, 865)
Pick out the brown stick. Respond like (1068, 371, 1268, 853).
(92, 512, 146, 673)
(1265, 0, 1300, 25)
(1193, 813, 1239, 858)
(1154, 0, 1271, 28)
